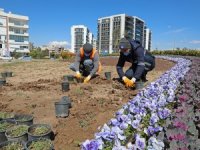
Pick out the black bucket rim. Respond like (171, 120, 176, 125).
(14, 114, 34, 123)
(27, 124, 52, 137)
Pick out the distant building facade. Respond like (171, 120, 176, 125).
(97, 14, 150, 54)
(71, 25, 94, 53)
(0, 8, 29, 55)
(144, 27, 152, 51)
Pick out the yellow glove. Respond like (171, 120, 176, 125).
(75, 71, 82, 79)
(129, 77, 136, 87)
(84, 75, 91, 83)
(122, 76, 135, 87)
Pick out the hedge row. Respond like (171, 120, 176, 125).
(151, 50, 200, 57)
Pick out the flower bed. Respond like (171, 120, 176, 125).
(82, 56, 192, 150)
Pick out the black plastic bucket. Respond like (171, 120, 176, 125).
(5, 125, 28, 142)
(14, 114, 33, 126)
(61, 82, 69, 92)
(55, 102, 69, 118)
(105, 72, 111, 80)
(0, 141, 26, 150)
(60, 96, 72, 108)
(135, 81, 144, 90)
(67, 75, 74, 82)
(28, 124, 52, 141)
(6, 72, 13, 77)
(0, 120, 16, 143)
(26, 138, 54, 150)
(0, 78, 6, 86)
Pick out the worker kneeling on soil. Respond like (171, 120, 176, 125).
(70, 43, 101, 83)
(116, 37, 155, 87)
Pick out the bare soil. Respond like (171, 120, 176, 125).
(0, 57, 174, 150)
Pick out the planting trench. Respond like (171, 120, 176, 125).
(0, 58, 174, 150)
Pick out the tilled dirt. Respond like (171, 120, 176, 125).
(0, 57, 174, 150)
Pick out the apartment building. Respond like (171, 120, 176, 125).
(0, 8, 29, 55)
(144, 27, 152, 51)
(71, 25, 94, 53)
(97, 14, 147, 54)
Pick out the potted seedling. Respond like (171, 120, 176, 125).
(5, 125, 29, 142)
(6, 72, 13, 77)
(26, 138, 54, 150)
(0, 112, 14, 121)
(28, 124, 52, 141)
(0, 141, 25, 150)
(61, 81, 70, 92)
(0, 120, 16, 143)
(14, 114, 34, 126)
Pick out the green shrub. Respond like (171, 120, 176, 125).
(151, 49, 200, 57)
(61, 51, 75, 59)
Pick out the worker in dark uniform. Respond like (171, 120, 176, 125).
(116, 38, 155, 87)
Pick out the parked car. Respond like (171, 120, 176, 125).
(18, 55, 32, 61)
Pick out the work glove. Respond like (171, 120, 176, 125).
(129, 77, 136, 87)
(75, 71, 82, 79)
(122, 76, 130, 87)
(122, 76, 135, 87)
(84, 75, 91, 83)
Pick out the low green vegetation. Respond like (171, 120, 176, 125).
(0, 122, 15, 132)
(7, 125, 28, 137)
(30, 126, 50, 136)
(28, 139, 52, 150)
(152, 49, 200, 57)
(1, 142, 24, 150)
(0, 112, 14, 120)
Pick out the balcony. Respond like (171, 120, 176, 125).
(9, 31, 29, 36)
(9, 40, 29, 45)
(8, 23, 29, 28)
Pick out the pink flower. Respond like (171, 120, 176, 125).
(173, 121, 188, 131)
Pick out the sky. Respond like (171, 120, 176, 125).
(0, 0, 200, 50)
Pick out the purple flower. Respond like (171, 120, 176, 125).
(81, 140, 100, 150)
(150, 113, 159, 125)
(157, 108, 171, 119)
(132, 120, 140, 129)
(135, 134, 146, 149)
(109, 118, 120, 126)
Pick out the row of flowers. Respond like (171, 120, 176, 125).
(160, 57, 200, 149)
(82, 56, 191, 150)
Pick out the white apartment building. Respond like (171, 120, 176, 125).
(97, 14, 147, 54)
(144, 27, 152, 51)
(71, 25, 94, 53)
(0, 8, 29, 55)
